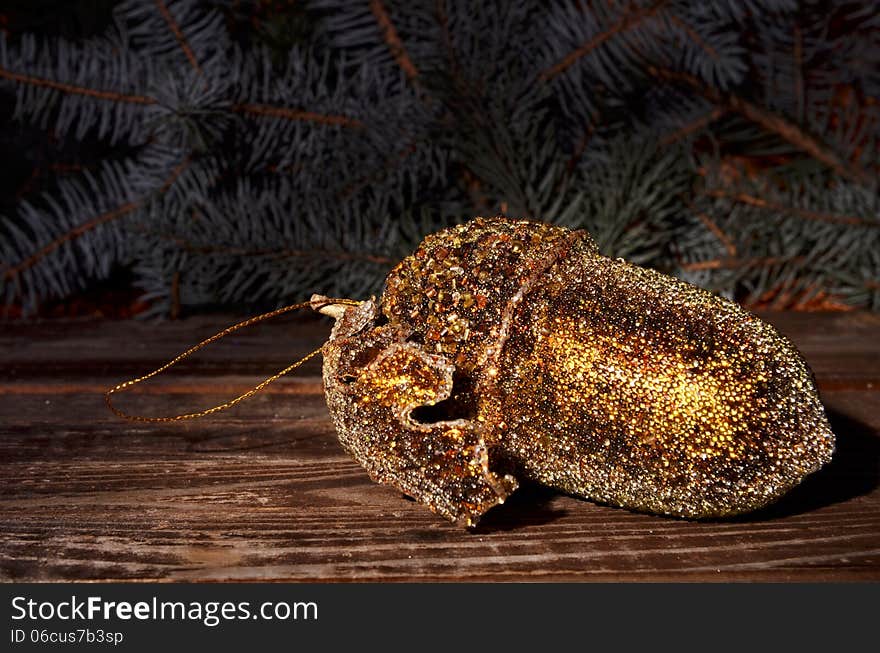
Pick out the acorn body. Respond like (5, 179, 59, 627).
(320, 217, 835, 525)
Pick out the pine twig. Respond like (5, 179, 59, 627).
(659, 108, 725, 145)
(649, 66, 873, 185)
(793, 25, 803, 121)
(434, 0, 474, 101)
(682, 195, 736, 256)
(749, 281, 841, 311)
(679, 254, 805, 272)
(3, 158, 191, 282)
(667, 11, 717, 60)
(540, 0, 670, 81)
(369, 0, 419, 81)
(0, 65, 156, 105)
(232, 103, 364, 129)
(701, 188, 879, 228)
(566, 109, 599, 175)
(157, 235, 396, 266)
(155, 0, 202, 74)
(339, 140, 418, 200)
(0, 68, 362, 128)
(3, 202, 139, 282)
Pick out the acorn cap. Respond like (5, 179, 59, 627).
(381, 216, 596, 374)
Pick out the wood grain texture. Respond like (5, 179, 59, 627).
(1, 311, 878, 582)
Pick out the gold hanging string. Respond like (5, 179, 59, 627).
(105, 297, 361, 422)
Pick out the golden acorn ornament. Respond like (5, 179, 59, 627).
(315, 216, 835, 526)
(107, 215, 836, 527)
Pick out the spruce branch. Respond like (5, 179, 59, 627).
(151, 236, 396, 267)
(649, 66, 874, 185)
(667, 11, 718, 61)
(369, 0, 419, 82)
(0, 65, 156, 106)
(232, 102, 365, 129)
(659, 108, 725, 145)
(564, 107, 599, 177)
(434, 0, 461, 80)
(679, 255, 806, 272)
(339, 140, 418, 200)
(154, 0, 203, 74)
(3, 202, 138, 283)
(701, 189, 879, 228)
(793, 25, 803, 120)
(540, 0, 670, 81)
(682, 196, 737, 256)
(1, 0, 876, 315)
(3, 157, 191, 283)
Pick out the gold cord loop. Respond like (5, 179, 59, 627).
(105, 298, 360, 422)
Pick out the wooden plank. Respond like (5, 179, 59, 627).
(0, 315, 333, 377)
(0, 312, 878, 581)
(3, 311, 878, 381)
(763, 311, 880, 388)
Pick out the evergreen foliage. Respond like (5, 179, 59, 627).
(1, 0, 877, 317)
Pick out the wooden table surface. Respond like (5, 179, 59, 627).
(1, 311, 878, 582)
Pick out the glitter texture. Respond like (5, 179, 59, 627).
(320, 217, 835, 526)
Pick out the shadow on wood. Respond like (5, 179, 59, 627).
(733, 409, 880, 522)
(473, 482, 569, 533)
(476, 408, 880, 530)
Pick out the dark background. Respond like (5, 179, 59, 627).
(1, 0, 878, 320)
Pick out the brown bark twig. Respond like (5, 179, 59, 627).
(659, 108, 725, 145)
(667, 12, 717, 60)
(0, 69, 361, 128)
(565, 107, 600, 176)
(540, 0, 670, 81)
(339, 141, 418, 200)
(682, 195, 737, 256)
(370, 0, 419, 82)
(3, 158, 191, 283)
(679, 255, 805, 272)
(155, 0, 202, 75)
(649, 66, 873, 185)
(793, 26, 803, 120)
(232, 103, 364, 129)
(156, 236, 396, 267)
(0, 66, 156, 105)
(702, 188, 878, 228)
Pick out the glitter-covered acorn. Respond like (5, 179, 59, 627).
(314, 216, 835, 526)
